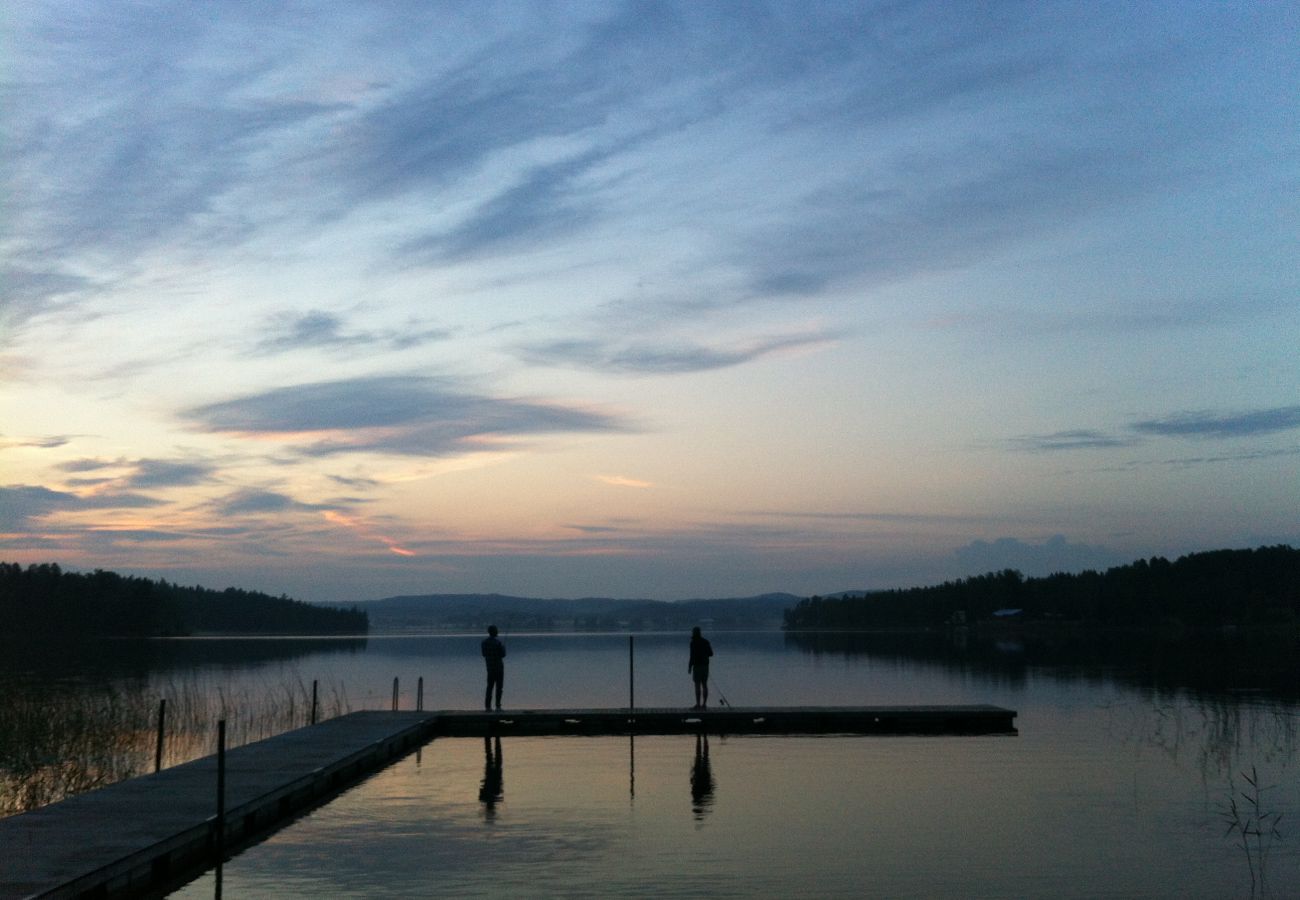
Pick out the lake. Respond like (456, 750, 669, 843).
(4, 630, 1298, 897)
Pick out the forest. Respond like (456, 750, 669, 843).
(0, 563, 368, 636)
(783, 545, 1300, 631)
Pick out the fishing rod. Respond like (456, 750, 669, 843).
(711, 674, 732, 708)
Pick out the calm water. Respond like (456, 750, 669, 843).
(6, 631, 1299, 897)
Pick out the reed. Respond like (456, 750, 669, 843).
(1221, 764, 1284, 897)
(0, 676, 353, 817)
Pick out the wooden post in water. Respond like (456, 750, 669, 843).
(310, 679, 319, 725)
(215, 719, 226, 898)
(417, 676, 424, 711)
(392, 677, 399, 711)
(628, 635, 635, 712)
(154, 698, 166, 773)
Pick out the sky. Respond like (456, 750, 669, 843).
(2, 1, 1297, 605)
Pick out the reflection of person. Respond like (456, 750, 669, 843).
(690, 733, 715, 820)
(688, 626, 713, 709)
(479, 736, 504, 820)
(482, 625, 506, 710)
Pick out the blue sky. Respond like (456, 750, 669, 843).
(2, 1, 1297, 603)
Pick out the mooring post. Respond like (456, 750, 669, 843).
(417, 676, 424, 711)
(629, 634, 635, 712)
(310, 679, 319, 725)
(392, 677, 399, 711)
(154, 698, 167, 773)
(215, 719, 226, 886)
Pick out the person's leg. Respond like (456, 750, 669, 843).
(494, 669, 503, 709)
(485, 672, 494, 710)
(701, 679, 708, 707)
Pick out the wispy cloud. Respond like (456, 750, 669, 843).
(1132, 405, 1300, 439)
(520, 332, 835, 375)
(212, 489, 325, 516)
(0, 434, 75, 451)
(0, 484, 162, 529)
(595, 475, 653, 489)
(182, 374, 630, 457)
(252, 311, 450, 356)
(1011, 405, 1300, 453)
(0, 268, 94, 333)
(1009, 430, 1140, 452)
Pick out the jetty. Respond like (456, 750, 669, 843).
(0, 704, 1015, 899)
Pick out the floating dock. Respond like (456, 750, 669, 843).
(0, 704, 1015, 899)
(434, 704, 1017, 736)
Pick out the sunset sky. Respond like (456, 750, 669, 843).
(3, 2, 1297, 604)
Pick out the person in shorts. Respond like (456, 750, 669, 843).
(688, 626, 713, 709)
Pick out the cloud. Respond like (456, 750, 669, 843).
(1009, 430, 1139, 452)
(126, 459, 217, 488)
(1011, 405, 1300, 453)
(1131, 405, 1300, 439)
(0, 484, 162, 529)
(952, 535, 1125, 577)
(252, 311, 450, 356)
(0, 434, 74, 450)
(0, 268, 94, 332)
(595, 475, 653, 489)
(55, 457, 217, 488)
(520, 332, 835, 375)
(213, 489, 324, 516)
(181, 374, 629, 456)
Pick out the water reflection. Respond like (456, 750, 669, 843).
(478, 736, 504, 820)
(690, 734, 715, 821)
(784, 628, 1300, 705)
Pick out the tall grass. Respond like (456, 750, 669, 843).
(0, 676, 352, 817)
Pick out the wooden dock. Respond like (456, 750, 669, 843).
(433, 704, 1017, 736)
(0, 704, 1015, 899)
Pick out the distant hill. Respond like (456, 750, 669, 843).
(328, 592, 798, 632)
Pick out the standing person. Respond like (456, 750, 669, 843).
(481, 624, 506, 710)
(688, 626, 713, 709)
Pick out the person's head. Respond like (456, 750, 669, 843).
(488, 625, 499, 637)
(691, 626, 701, 638)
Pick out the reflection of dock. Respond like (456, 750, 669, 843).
(0, 705, 1014, 899)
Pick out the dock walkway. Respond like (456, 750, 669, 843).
(0, 704, 1015, 899)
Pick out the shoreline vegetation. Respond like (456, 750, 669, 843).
(782, 545, 1300, 632)
(3, 545, 1295, 638)
(0, 562, 368, 636)
(0, 675, 353, 817)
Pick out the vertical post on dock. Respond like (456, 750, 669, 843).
(417, 676, 424, 711)
(392, 677, 399, 711)
(628, 635, 635, 712)
(215, 719, 226, 898)
(154, 698, 167, 772)
(310, 679, 319, 725)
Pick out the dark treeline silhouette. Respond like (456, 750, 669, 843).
(784, 545, 1300, 630)
(0, 562, 368, 636)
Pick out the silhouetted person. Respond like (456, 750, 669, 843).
(688, 626, 713, 709)
(690, 733, 715, 820)
(479, 736, 504, 820)
(482, 625, 506, 710)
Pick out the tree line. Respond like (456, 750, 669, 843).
(783, 545, 1300, 630)
(0, 562, 368, 636)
